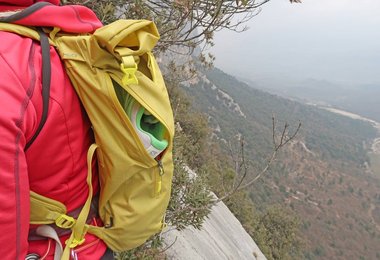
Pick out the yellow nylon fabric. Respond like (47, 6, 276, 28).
(29, 191, 67, 225)
(0, 20, 174, 255)
(0, 22, 55, 45)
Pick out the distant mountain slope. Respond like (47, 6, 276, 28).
(251, 77, 380, 123)
(185, 68, 376, 165)
(181, 68, 380, 260)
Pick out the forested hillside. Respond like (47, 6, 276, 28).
(181, 68, 380, 259)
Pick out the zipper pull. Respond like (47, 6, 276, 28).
(156, 160, 165, 195)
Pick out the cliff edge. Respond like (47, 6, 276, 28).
(163, 194, 266, 260)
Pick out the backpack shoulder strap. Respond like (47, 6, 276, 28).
(25, 28, 51, 150)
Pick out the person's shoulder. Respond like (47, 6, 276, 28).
(0, 30, 34, 65)
(0, 31, 37, 92)
(0, 30, 33, 50)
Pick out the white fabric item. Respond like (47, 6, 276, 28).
(36, 225, 63, 260)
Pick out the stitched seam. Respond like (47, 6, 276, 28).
(49, 96, 75, 183)
(13, 42, 37, 259)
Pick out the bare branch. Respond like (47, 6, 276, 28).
(272, 115, 276, 147)
(215, 119, 301, 203)
(232, 137, 249, 193)
(216, 146, 276, 203)
(159, 236, 178, 254)
(278, 122, 288, 150)
(278, 122, 301, 149)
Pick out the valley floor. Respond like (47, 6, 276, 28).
(321, 106, 380, 173)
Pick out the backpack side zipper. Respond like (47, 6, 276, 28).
(155, 159, 165, 196)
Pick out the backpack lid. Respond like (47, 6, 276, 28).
(0, 1, 102, 33)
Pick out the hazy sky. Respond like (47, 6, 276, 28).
(211, 0, 380, 85)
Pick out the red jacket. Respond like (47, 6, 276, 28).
(0, 1, 107, 259)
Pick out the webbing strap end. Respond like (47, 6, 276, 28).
(120, 56, 138, 85)
(67, 237, 86, 249)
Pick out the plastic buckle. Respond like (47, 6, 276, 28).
(55, 214, 76, 229)
(68, 237, 86, 249)
(120, 56, 138, 85)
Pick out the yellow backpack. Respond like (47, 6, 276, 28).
(0, 19, 174, 259)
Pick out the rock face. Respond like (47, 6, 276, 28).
(163, 197, 266, 260)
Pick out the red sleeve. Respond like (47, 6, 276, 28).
(0, 52, 35, 259)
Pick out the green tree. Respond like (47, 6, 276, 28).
(253, 205, 303, 260)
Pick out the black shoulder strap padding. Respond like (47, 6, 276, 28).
(25, 28, 51, 151)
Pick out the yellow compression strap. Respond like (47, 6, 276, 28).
(61, 144, 97, 259)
